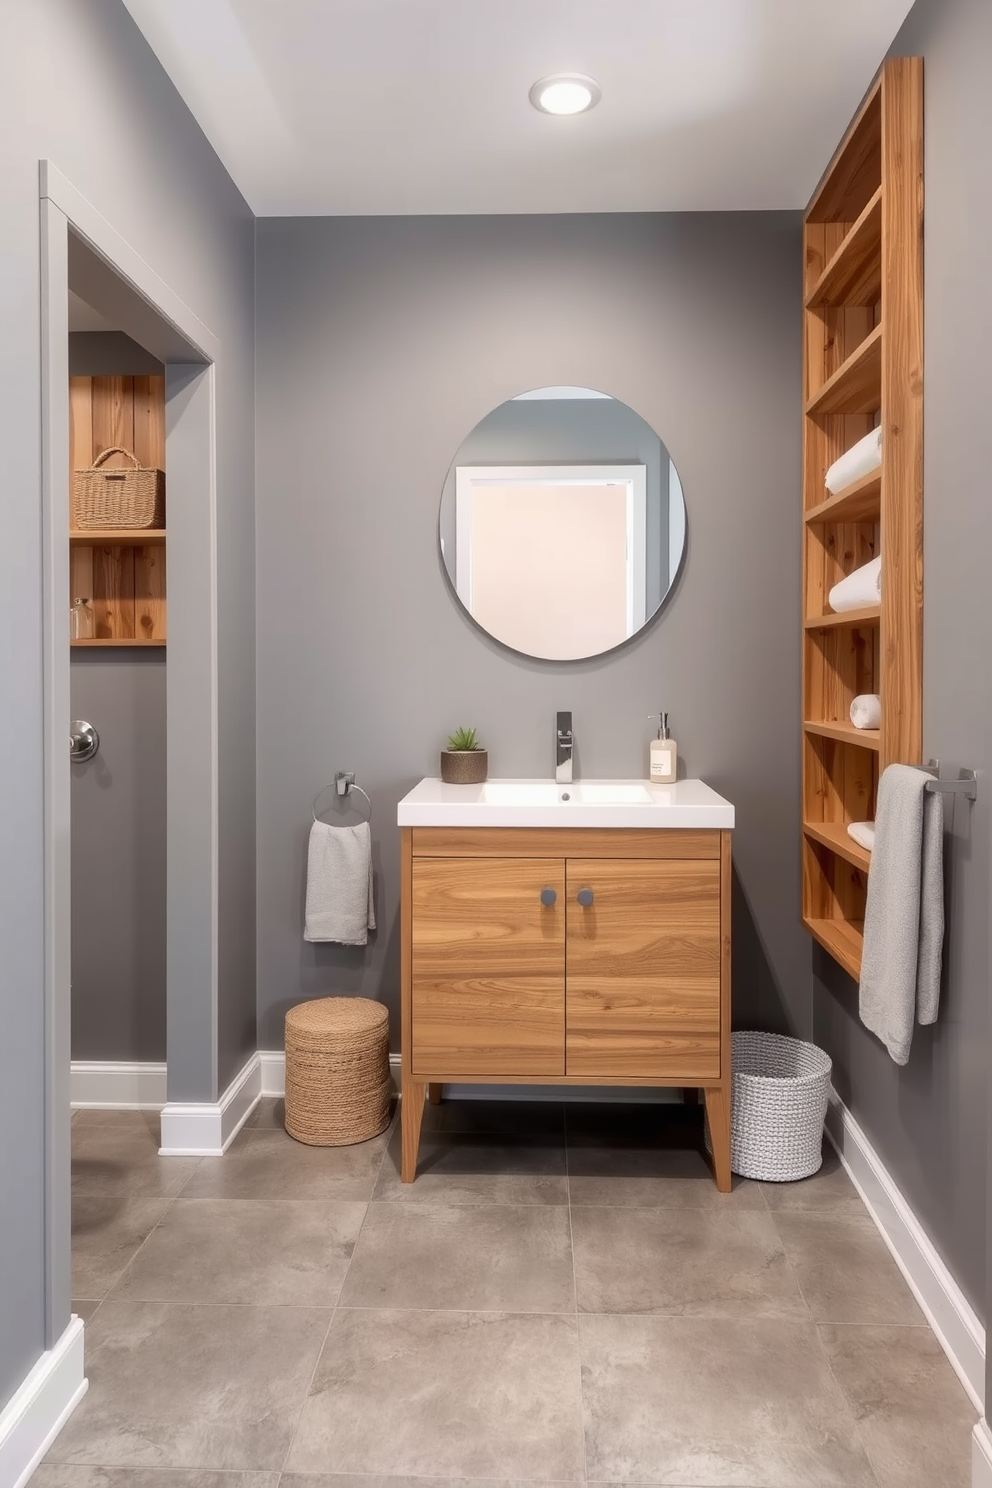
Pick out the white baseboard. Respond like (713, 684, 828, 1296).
(70, 1061, 167, 1109)
(0, 1317, 87, 1488)
(159, 1052, 261, 1156)
(259, 1050, 679, 1104)
(826, 1089, 986, 1413)
(973, 1418, 992, 1488)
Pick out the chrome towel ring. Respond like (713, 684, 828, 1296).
(312, 771, 372, 825)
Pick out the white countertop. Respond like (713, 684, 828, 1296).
(397, 777, 734, 830)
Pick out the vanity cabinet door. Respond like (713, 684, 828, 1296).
(411, 857, 565, 1077)
(565, 859, 721, 1080)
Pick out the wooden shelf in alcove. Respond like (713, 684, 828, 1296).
(803, 820, 871, 873)
(804, 605, 880, 631)
(805, 324, 883, 418)
(804, 719, 881, 751)
(805, 471, 881, 525)
(71, 637, 166, 649)
(70, 529, 166, 546)
(805, 187, 883, 309)
(804, 916, 864, 981)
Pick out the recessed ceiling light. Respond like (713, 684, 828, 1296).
(529, 73, 601, 116)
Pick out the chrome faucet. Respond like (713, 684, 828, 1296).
(555, 711, 573, 784)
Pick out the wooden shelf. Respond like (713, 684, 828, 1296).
(805, 470, 881, 524)
(803, 820, 871, 872)
(801, 59, 921, 983)
(804, 605, 880, 631)
(804, 720, 881, 751)
(70, 529, 166, 546)
(71, 637, 166, 648)
(805, 324, 883, 418)
(804, 916, 865, 981)
(806, 188, 882, 309)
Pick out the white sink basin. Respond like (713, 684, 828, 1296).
(397, 777, 734, 829)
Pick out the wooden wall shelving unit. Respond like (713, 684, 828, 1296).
(801, 58, 923, 982)
(69, 375, 167, 647)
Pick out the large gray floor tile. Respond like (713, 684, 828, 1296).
(72, 1300, 101, 1323)
(571, 1206, 806, 1319)
(71, 1126, 200, 1200)
(45, 1300, 330, 1471)
(424, 1097, 567, 1138)
(820, 1323, 976, 1488)
(180, 1126, 388, 1201)
(71, 1196, 172, 1300)
(244, 1096, 286, 1128)
(341, 1201, 575, 1312)
(108, 1198, 367, 1306)
(282, 1479, 576, 1488)
(772, 1212, 924, 1325)
(579, 1313, 876, 1486)
(72, 1110, 161, 1135)
(285, 1308, 585, 1480)
(375, 1125, 568, 1205)
(31, 1471, 279, 1487)
(757, 1147, 865, 1217)
(567, 1140, 763, 1210)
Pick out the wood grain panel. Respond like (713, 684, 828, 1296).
(411, 858, 565, 1076)
(879, 55, 924, 771)
(565, 859, 721, 1079)
(68, 374, 167, 646)
(134, 544, 167, 641)
(411, 828, 720, 859)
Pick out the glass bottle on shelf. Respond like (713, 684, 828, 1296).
(70, 598, 94, 640)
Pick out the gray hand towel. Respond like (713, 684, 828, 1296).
(304, 819, 376, 946)
(859, 764, 944, 1065)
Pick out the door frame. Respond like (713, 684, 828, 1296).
(39, 161, 220, 1346)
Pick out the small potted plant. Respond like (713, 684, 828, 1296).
(440, 726, 488, 784)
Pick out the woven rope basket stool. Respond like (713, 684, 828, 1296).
(284, 997, 390, 1146)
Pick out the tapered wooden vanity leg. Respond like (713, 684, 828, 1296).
(682, 1088, 699, 1106)
(704, 1086, 732, 1193)
(428, 1083, 442, 1105)
(401, 1076, 427, 1183)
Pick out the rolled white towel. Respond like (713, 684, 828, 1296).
(850, 693, 881, 730)
(825, 427, 883, 494)
(848, 821, 875, 853)
(829, 555, 881, 612)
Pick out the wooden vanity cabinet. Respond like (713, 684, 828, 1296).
(401, 827, 732, 1190)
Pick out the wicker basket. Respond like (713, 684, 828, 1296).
(284, 996, 390, 1147)
(718, 1030, 832, 1182)
(440, 749, 488, 784)
(73, 446, 165, 530)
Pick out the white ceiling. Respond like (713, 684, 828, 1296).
(68, 290, 118, 333)
(120, 0, 915, 216)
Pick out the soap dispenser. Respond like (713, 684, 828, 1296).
(648, 711, 678, 784)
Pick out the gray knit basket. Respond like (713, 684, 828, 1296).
(723, 1030, 832, 1182)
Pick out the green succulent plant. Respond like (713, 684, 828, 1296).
(446, 726, 483, 752)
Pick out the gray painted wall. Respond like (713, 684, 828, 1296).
(71, 653, 166, 1061)
(0, 0, 254, 1409)
(69, 333, 167, 1065)
(812, 0, 992, 1325)
(255, 212, 808, 1052)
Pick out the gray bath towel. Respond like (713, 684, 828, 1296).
(304, 820, 376, 945)
(859, 764, 944, 1065)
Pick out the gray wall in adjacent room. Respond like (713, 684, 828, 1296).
(0, 0, 254, 1409)
(812, 0, 992, 1325)
(70, 653, 166, 1061)
(255, 211, 807, 1052)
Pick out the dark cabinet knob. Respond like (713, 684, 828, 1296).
(540, 887, 557, 906)
(577, 887, 594, 907)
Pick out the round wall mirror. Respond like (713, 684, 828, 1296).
(439, 386, 686, 661)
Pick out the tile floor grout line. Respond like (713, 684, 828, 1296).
(564, 1104, 591, 1487)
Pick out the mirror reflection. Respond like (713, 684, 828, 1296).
(440, 386, 686, 661)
